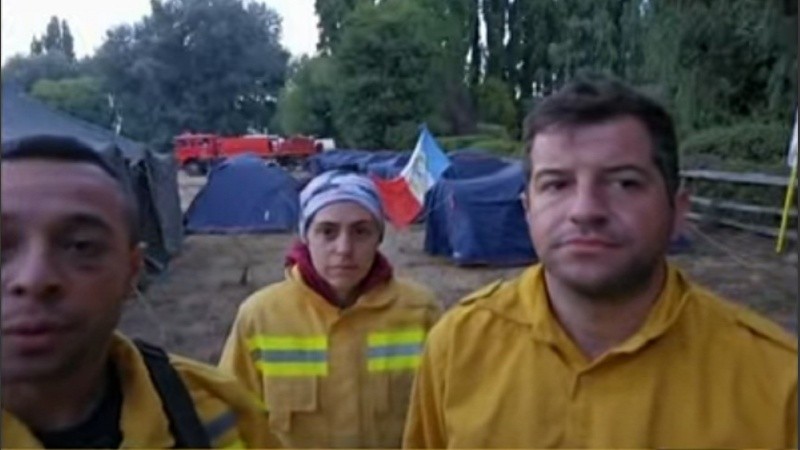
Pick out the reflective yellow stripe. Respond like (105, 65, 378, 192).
(368, 354, 422, 372)
(255, 360, 328, 376)
(367, 328, 425, 346)
(222, 439, 245, 449)
(247, 335, 327, 350)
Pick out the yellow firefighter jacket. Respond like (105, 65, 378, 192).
(2, 332, 280, 449)
(219, 266, 441, 448)
(403, 263, 797, 449)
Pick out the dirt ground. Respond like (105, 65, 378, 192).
(119, 173, 798, 364)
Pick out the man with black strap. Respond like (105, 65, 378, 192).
(1, 135, 281, 449)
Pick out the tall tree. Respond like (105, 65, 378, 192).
(1, 52, 77, 89)
(274, 55, 337, 137)
(61, 20, 76, 61)
(475, 76, 517, 133)
(483, 0, 508, 80)
(42, 16, 62, 54)
(517, 0, 563, 99)
(639, 0, 796, 133)
(93, 0, 289, 147)
(315, 0, 371, 53)
(304, 0, 796, 147)
(30, 37, 44, 55)
(23, 16, 76, 60)
(415, 0, 480, 134)
(467, 0, 481, 88)
(332, 0, 449, 149)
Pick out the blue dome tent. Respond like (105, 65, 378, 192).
(185, 154, 300, 234)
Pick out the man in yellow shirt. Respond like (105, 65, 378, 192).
(1, 135, 280, 448)
(403, 76, 798, 449)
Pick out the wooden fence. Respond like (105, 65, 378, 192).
(681, 169, 798, 241)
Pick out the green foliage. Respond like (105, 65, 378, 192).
(640, 0, 796, 134)
(314, 0, 481, 136)
(30, 76, 112, 126)
(274, 56, 337, 137)
(27, 16, 76, 61)
(680, 122, 790, 166)
(438, 134, 522, 156)
(475, 122, 510, 139)
(688, 178, 793, 231)
(30, 37, 43, 55)
(6, 0, 794, 170)
(468, 138, 523, 157)
(474, 77, 518, 136)
(331, 0, 449, 149)
(315, 0, 374, 53)
(438, 134, 486, 150)
(61, 20, 76, 62)
(92, 0, 289, 147)
(680, 120, 794, 225)
(1, 52, 77, 89)
(483, 0, 509, 79)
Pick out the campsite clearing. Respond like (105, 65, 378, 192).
(119, 173, 798, 364)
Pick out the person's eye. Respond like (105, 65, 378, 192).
(318, 226, 337, 239)
(0, 233, 19, 266)
(539, 179, 568, 192)
(354, 227, 374, 237)
(62, 238, 107, 259)
(613, 178, 643, 190)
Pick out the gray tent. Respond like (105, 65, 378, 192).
(1, 83, 183, 276)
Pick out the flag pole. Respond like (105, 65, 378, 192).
(775, 161, 798, 253)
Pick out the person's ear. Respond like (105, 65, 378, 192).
(520, 191, 529, 212)
(126, 242, 145, 297)
(671, 187, 691, 240)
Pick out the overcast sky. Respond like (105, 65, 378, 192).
(1, 0, 318, 64)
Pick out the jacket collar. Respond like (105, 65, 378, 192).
(112, 332, 175, 448)
(285, 240, 394, 308)
(286, 266, 399, 318)
(480, 263, 691, 364)
(1, 333, 175, 448)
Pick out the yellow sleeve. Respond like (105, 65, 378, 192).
(232, 396, 282, 448)
(403, 320, 448, 449)
(220, 383, 282, 449)
(172, 356, 279, 449)
(218, 305, 264, 402)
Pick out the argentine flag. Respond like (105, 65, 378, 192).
(373, 125, 451, 226)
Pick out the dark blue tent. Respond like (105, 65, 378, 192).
(1, 82, 182, 276)
(185, 154, 300, 234)
(424, 162, 537, 266)
(360, 150, 405, 174)
(307, 149, 412, 175)
(306, 149, 372, 175)
(366, 151, 411, 178)
(443, 149, 511, 180)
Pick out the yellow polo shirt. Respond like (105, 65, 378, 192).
(2, 333, 279, 448)
(403, 263, 797, 448)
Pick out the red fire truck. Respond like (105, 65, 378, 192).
(174, 132, 321, 175)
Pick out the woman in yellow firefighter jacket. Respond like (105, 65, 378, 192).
(219, 170, 441, 448)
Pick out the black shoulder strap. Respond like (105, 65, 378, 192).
(134, 339, 212, 449)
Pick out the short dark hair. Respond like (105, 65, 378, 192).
(522, 74, 680, 204)
(2, 135, 141, 245)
